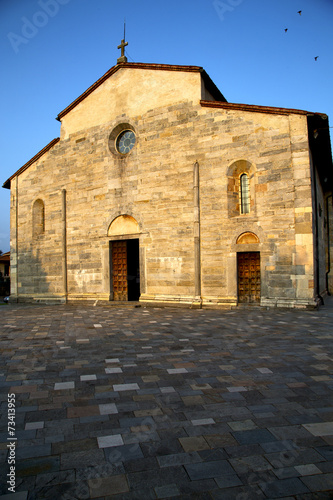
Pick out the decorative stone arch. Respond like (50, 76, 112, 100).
(32, 199, 45, 237)
(226, 159, 254, 178)
(227, 159, 256, 217)
(236, 232, 260, 245)
(107, 214, 140, 237)
(230, 227, 264, 251)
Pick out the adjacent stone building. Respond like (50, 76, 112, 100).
(3, 57, 333, 308)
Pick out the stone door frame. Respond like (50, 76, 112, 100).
(109, 237, 140, 301)
(237, 251, 261, 304)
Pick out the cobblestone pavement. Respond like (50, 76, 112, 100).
(0, 300, 333, 500)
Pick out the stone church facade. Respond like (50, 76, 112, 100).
(3, 60, 333, 308)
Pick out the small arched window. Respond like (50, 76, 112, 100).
(32, 199, 45, 237)
(240, 174, 250, 214)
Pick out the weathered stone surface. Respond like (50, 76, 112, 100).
(7, 63, 331, 308)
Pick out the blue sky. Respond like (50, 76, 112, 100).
(0, 0, 332, 253)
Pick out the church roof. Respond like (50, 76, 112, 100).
(2, 138, 60, 189)
(0, 251, 10, 263)
(200, 100, 312, 116)
(56, 62, 227, 121)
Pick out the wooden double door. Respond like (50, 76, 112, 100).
(111, 239, 140, 301)
(237, 252, 261, 303)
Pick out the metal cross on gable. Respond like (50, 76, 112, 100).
(117, 38, 128, 63)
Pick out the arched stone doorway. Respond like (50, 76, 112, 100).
(236, 232, 261, 304)
(108, 215, 140, 301)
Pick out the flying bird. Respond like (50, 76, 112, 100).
(314, 56, 319, 61)
(297, 10, 302, 15)
(284, 28, 288, 32)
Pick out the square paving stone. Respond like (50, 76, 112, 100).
(229, 455, 272, 474)
(79, 415, 109, 424)
(198, 449, 228, 461)
(0, 493, 28, 500)
(295, 464, 322, 475)
(215, 474, 243, 488)
(127, 466, 189, 490)
(16, 456, 60, 477)
(88, 474, 129, 497)
(119, 416, 155, 429)
(273, 466, 299, 479)
(265, 448, 325, 468)
(316, 446, 333, 460)
(54, 381, 74, 390)
(228, 420, 257, 431)
(35, 481, 90, 499)
(227, 386, 248, 392)
(191, 418, 215, 426)
(232, 429, 277, 445)
(104, 443, 144, 463)
(224, 444, 264, 458)
(303, 422, 333, 436)
(80, 375, 97, 381)
(52, 438, 97, 455)
(76, 462, 125, 481)
(179, 436, 210, 452)
(113, 383, 140, 392)
(179, 479, 220, 497)
(184, 460, 235, 480)
(124, 457, 159, 473)
(134, 408, 163, 417)
(157, 451, 202, 467)
(210, 484, 267, 499)
(160, 387, 176, 394)
(60, 449, 105, 470)
(16, 444, 51, 460)
(105, 367, 123, 374)
(257, 367, 273, 374)
(260, 440, 298, 454)
(67, 405, 100, 418)
(204, 433, 238, 448)
(167, 368, 188, 374)
(182, 395, 205, 406)
(25, 421, 44, 430)
(300, 472, 333, 492)
(142, 375, 160, 382)
(97, 434, 124, 448)
(154, 483, 180, 498)
(35, 470, 76, 488)
(99, 403, 118, 415)
(261, 477, 309, 497)
(140, 439, 183, 457)
(269, 425, 313, 440)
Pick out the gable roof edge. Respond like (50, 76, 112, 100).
(2, 137, 60, 190)
(56, 62, 208, 121)
(200, 100, 328, 118)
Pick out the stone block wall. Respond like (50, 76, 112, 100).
(8, 71, 325, 308)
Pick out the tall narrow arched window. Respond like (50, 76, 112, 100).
(240, 174, 250, 214)
(32, 199, 45, 237)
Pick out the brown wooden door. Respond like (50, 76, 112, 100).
(112, 241, 128, 301)
(237, 252, 260, 303)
